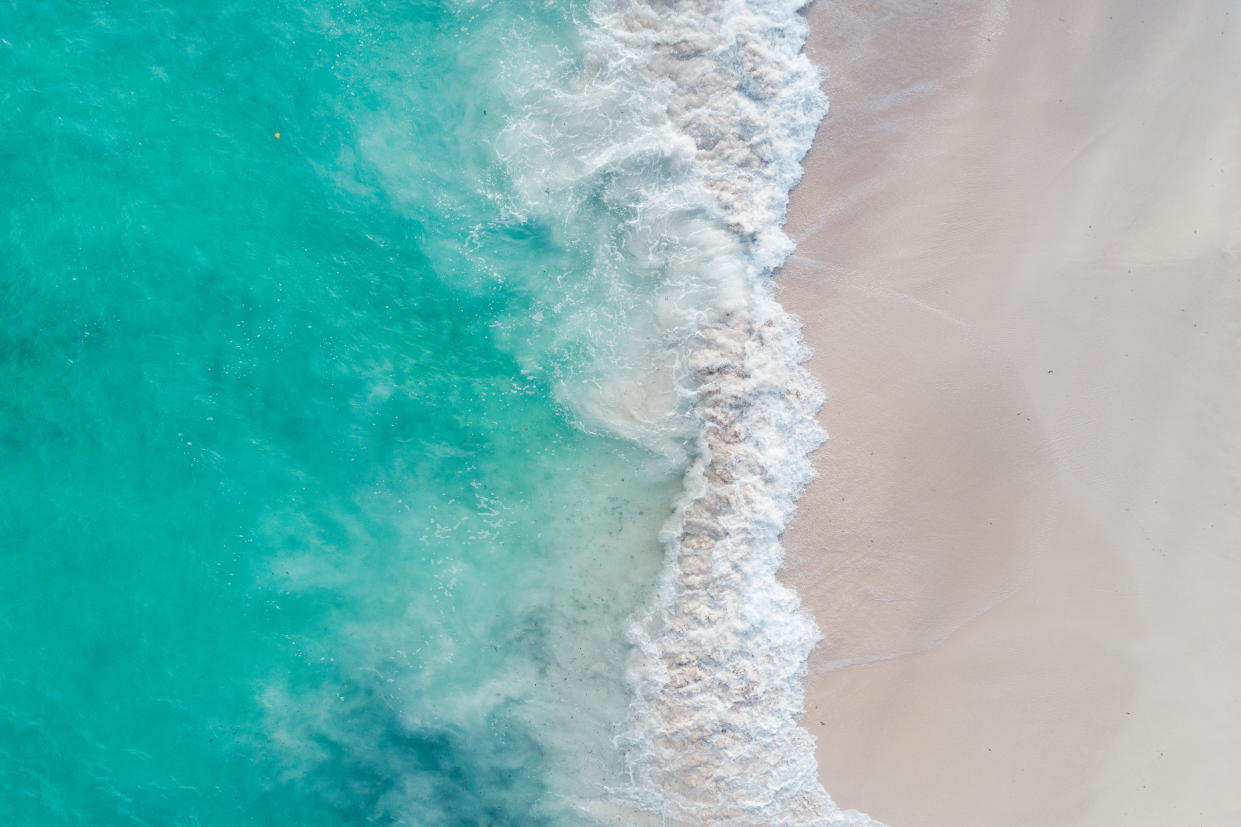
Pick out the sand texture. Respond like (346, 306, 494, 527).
(781, 0, 1241, 824)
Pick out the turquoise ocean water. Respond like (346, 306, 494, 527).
(2, 2, 683, 823)
(3, 1, 873, 824)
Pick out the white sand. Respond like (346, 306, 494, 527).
(780, 0, 1241, 823)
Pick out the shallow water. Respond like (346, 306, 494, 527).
(1, 2, 682, 823)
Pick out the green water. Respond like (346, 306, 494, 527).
(0, 1, 679, 823)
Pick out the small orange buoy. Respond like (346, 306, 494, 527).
(274, 132, 281, 140)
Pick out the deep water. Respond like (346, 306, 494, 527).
(0, 2, 681, 823)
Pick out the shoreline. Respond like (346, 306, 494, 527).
(578, 3, 870, 822)
(781, 0, 1241, 823)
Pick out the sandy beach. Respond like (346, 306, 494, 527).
(781, 0, 1241, 824)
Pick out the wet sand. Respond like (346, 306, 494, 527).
(781, 0, 1241, 823)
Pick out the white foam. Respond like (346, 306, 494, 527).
(499, 1, 880, 823)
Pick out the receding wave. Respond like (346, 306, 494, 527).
(499, 1, 878, 823)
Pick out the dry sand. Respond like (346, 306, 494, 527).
(780, 0, 1241, 824)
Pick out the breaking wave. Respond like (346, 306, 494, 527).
(499, 0, 878, 823)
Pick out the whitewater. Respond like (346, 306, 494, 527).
(502, 1, 877, 823)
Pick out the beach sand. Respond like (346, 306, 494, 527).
(780, 0, 1241, 824)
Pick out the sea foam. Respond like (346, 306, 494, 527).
(500, 1, 878, 823)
